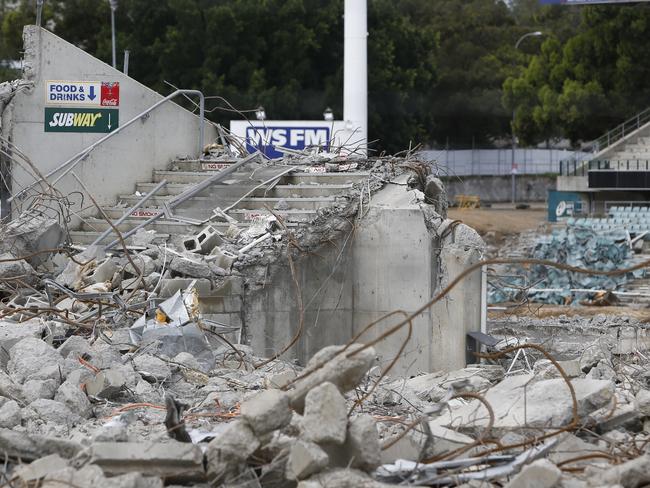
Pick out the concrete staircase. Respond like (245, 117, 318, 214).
(70, 158, 371, 245)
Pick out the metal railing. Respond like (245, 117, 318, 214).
(559, 159, 650, 176)
(593, 106, 650, 154)
(10, 89, 206, 202)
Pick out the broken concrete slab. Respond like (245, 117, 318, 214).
(42, 464, 164, 488)
(432, 375, 615, 435)
(286, 440, 329, 481)
(504, 459, 561, 488)
(0, 428, 82, 461)
(297, 467, 394, 487)
(240, 388, 292, 436)
(302, 382, 348, 445)
(13, 454, 69, 483)
(289, 344, 376, 412)
(585, 454, 650, 487)
(87, 441, 205, 482)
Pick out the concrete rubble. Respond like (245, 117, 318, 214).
(0, 151, 648, 487)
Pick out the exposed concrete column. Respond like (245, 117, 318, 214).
(344, 0, 368, 154)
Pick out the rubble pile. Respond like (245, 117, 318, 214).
(1, 150, 648, 486)
(489, 224, 646, 305)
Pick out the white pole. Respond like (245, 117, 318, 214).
(344, 0, 368, 154)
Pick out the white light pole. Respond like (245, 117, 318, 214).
(110, 0, 118, 69)
(36, 0, 44, 27)
(511, 31, 542, 203)
(344, 0, 368, 154)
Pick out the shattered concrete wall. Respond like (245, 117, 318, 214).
(245, 176, 485, 376)
(3, 26, 215, 219)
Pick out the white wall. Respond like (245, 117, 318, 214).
(4, 26, 216, 218)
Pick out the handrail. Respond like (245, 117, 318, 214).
(10, 89, 205, 202)
(593, 106, 650, 154)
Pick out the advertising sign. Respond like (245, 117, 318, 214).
(230, 121, 347, 159)
(46, 81, 120, 107)
(44, 107, 119, 133)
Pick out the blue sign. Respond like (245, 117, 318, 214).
(245, 126, 331, 158)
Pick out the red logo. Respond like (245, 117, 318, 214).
(101, 82, 120, 107)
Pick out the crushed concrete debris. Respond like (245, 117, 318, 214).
(0, 149, 649, 487)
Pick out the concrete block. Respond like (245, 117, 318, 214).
(208, 246, 238, 271)
(0, 319, 44, 367)
(504, 459, 561, 488)
(289, 344, 376, 412)
(8, 337, 64, 383)
(636, 389, 650, 416)
(25, 399, 82, 425)
(302, 382, 347, 445)
(132, 354, 171, 382)
(0, 253, 37, 284)
(87, 441, 205, 482)
(240, 389, 292, 436)
(0, 371, 25, 402)
(85, 369, 128, 399)
(0, 215, 64, 266)
(265, 369, 298, 389)
(184, 225, 223, 254)
(0, 400, 21, 428)
(57, 335, 91, 359)
(286, 440, 329, 480)
(54, 381, 93, 418)
(345, 414, 381, 470)
(91, 258, 118, 283)
(206, 420, 260, 482)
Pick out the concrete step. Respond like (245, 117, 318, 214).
(133, 182, 355, 198)
(152, 170, 370, 185)
(101, 206, 318, 223)
(117, 195, 339, 211)
(170, 159, 239, 172)
(81, 217, 208, 235)
(69, 230, 171, 246)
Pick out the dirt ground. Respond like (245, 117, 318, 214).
(488, 304, 650, 322)
(448, 207, 548, 237)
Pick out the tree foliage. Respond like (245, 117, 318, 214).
(3, 1, 650, 149)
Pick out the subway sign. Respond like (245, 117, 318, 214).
(245, 126, 331, 158)
(44, 107, 119, 133)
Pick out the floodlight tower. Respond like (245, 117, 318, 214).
(343, 0, 368, 154)
(110, 0, 118, 69)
